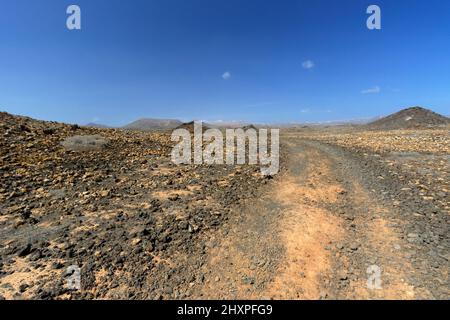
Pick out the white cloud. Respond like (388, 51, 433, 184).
(361, 86, 381, 94)
(222, 71, 231, 80)
(302, 60, 315, 69)
(300, 109, 310, 113)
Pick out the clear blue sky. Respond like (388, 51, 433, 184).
(1, 0, 449, 125)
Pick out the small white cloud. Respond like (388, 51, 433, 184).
(302, 60, 315, 69)
(361, 86, 381, 94)
(222, 71, 231, 80)
(300, 109, 310, 113)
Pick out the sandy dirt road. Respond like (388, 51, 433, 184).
(193, 136, 448, 300)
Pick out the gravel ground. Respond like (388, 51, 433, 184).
(192, 133, 448, 300)
(0, 112, 266, 300)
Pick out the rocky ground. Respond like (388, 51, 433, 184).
(0, 112, 448, 300)
(306, 129, 449, 215)
(194, 131, 449, 300)
(0, 112, 267, 299)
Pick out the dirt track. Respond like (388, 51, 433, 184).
(193, 136, 448, 300)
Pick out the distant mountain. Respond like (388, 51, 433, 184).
(366, 106, 450, 130)
(123, 118, 182, 131)
(85, 123, 111, 129)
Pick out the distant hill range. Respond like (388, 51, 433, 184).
(6, 105, 448, 133)
(85, 123, 111, 129)
(206, 121, 251, 129)
(366, 106, 450, 130)
(122, 118, 182, 131)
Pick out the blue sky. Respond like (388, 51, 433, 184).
(1, 0, 449, 125)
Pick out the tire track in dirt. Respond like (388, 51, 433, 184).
(193, 137, 437, 299)
(262, 145, 345, 299)
(308, 141, 433, 299)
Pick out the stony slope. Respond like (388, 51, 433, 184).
(0, 112, 265, 299)
(367, 107, 450, 130)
